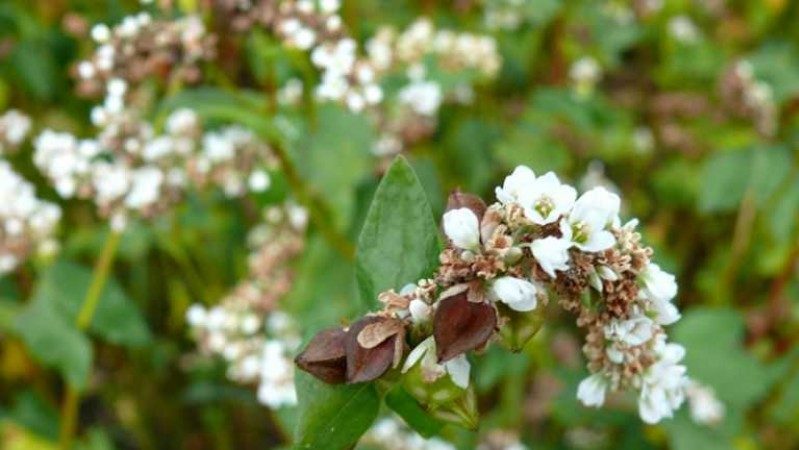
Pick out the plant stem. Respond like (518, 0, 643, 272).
(59, 230, 123, 450)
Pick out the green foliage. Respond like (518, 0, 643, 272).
(293, 372, 380, 450)
(15, 302, 93, 390)
(31, 260, 151, 347)
(356, 156, 441, 308)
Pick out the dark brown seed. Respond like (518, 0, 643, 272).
(446, 189, 487, 220)
(295, 327, 348, 384)
(346, 317, 402, 384)
(434, 290, 497, 362)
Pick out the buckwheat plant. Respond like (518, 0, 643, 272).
(366, 18, 501, 158)
(296, 164, 721, 427)
(186, 202, 307, 408)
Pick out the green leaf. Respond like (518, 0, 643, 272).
(355, 156, 441, 308)
(698, 145, 791, 213)
(665, 308, 779, 449)
(15, 302, 92, 390)
(294, 104, 374, 232)
(293, 372, 380, 450)
(384, 385, 445, 438)
(32, 260, 151, 347)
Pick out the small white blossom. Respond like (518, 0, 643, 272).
(638, 338, 688, 423)
(442, 208, 480, 251)
(604, 314, 655, 347)
(562, 187, 619, 252)
(402, 336, 470, 389)
(522, 172, 577, 225)
(577, 373, 608, 408)
(530, 236, 571, 278)
(491, 276, 538, 312)
(686, 381, 725, 425)
(640, 263, 680, 325)
(495, 165, 536, 205)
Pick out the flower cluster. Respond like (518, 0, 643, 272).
(215, 0, 382, 112)
(186, 203, 307, 408)
(366, 18, 501, 157)
(0, 161, 61, 275)
(721, 60, 776, 137)
(33, 106, 277, 230)
(75, 13, 215, 99)
(296, 165, 722, 426)
(0, 110, 32, 154)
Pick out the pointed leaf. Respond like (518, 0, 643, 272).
(356, 156, 441, 309)
(294, 371, 380, 450)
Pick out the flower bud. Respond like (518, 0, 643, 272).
(446, 189, 486, 220)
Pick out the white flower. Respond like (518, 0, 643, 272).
(257, 340, 297, 408)
(495, 165, 535, 205)
(686, 381, 725, 425)
(186, 304, 207, 327)
(562, 187, 619, 252)
(604, 314, 655, 346)
(638, 339, 688, 423)
(398, 80, 442, 116)
(522, 172, 577, 225)
(530, 236, 571, 278)
(443, 207, 480, 251)
(668, 15, 699, 43)
(640, 263, 680, 325)
(577, 373, 608, 407)
(491, 276, 538, 312)
(248, 170, 271, 192)
(402, 337, 470, 389)
(408, 299, 431, 323)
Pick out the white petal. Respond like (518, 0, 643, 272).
(495, 165, 535, 205)
(409, 299, 432, 323)
(577, 229, 616, 252)
(652, 298, 681, 325)
(492, 276, 538, 312)
(442, 208, 480, 250)
(445, 354, 471, 389)
(402, 337, 434, 373)
(577, 374, 607, 407)
(531, 236, 571, 278)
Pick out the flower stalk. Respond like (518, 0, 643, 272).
(59, 229, 123, 450)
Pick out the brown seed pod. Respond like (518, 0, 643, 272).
(446, 189, 487, 220)
(434, 289, 497, 362)
(295, 327, 348, 384)
(346, 316, 405, 384)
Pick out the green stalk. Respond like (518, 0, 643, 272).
(59, 230, 123, 450)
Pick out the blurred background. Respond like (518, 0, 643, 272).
(0, 0, 798, 449)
